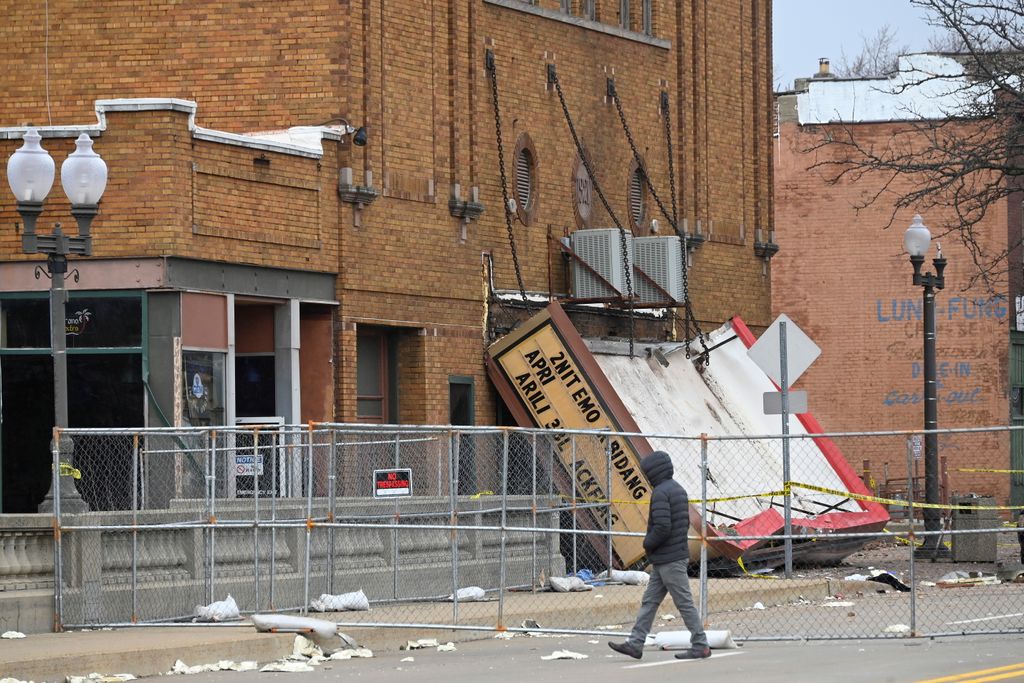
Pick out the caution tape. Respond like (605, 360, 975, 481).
(559, 490, 789, 506)
(57, 462, 82, 480)
(555, 482, 1020, 512)
(736, 555, 778, 579)
(955, 468, 1024, 474)
(789, 481, 1023, 511)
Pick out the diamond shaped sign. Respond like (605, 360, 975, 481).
(747, 313, 820, 387)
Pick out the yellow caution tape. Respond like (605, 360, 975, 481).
(470, 490, 494, 499)
(57, 462, 82, 480)
(555, 482, 1020, 512)
(737, 555, 778, 579)
(955, 468, 1024, 474)
(789, 481, 1023, 511)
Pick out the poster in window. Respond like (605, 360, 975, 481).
(183, 353, 214, 421)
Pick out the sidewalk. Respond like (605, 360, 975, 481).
(0, 577, 848, 682)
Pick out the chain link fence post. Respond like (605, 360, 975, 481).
(451, 428, 461, 625)
(907, 439, 917, 636)
(328, 428, 337, 596)
(605, 432, 613, 573)
(207, 429, 217, 607)
(52, 427, 64, 632)
(131, 433, 140, 624)
(700, 433, 709, 624)
(498, 430, 509, 629)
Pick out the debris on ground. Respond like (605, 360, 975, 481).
(292, 635, 323, 659)
(844, 569, 911, 592)
(824, 601, 855, 607)
(169, 659, 257, 675)
(259, 661, 314, 673)
(401, 638, 439, 650)
(548, 576, 593, 592)
(1, 631, 26, 639)
(447, 586, 486, 601)
(751, 602, 765, 610)
(936, 571, 1000, 588)
(595, 569, 650, 586)
(540, 650, 588, 660)
(660, 613, 676, 621)
(328, 648, 373, 659)
(400, 657, 415, 663)
(647, 629, 738, 650)
(494, 632, 516, 640)
(193, 594, 240, 622)
(67, 674, 137, 683)
(0, 677, 30, 683)
(250, 613, 338, 638)
(309, 589, 370, 612)
(883, 624, 911, 634)
(437, 642, 457, 652)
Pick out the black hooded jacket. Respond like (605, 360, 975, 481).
(641, 450, 690, 565)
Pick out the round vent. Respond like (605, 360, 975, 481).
(515, 147, 533, 210)
(512, 133, 539, 225)
(628, 162, 647, 232)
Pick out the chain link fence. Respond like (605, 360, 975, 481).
(48, 424, 1024, 640)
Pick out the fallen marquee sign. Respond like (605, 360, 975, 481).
(485, 302, 888, 570)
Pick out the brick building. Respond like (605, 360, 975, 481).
(775, 56, 1022, 508)
(0, 0, 775, 511)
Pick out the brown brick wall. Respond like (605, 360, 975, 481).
(0, 0, 774, 430)
(773, 119, 1012, 504)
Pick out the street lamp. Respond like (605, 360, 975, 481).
(903, 214, 950, 559)
(7, 129, 107, 513)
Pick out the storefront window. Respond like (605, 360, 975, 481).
(1, 298, 50, 348)
(182, 351, 226, 426)
(65, 296, 142, 348)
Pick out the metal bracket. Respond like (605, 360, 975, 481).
(546, 64, 557, 86)
(485, 48, 495, 72)
(607, 78, 616, 98)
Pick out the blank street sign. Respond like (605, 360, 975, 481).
(747, 313, 821, 387)
(764, 390, 807, 415)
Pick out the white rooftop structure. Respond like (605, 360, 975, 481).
(795, 53, 991, 124)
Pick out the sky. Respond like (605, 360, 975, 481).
(773, 0, 936, 91)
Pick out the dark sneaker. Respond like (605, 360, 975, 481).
(608, 641, 643, 659)
(674, 646, 712, 660)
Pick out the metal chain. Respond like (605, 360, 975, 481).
(487, 50, 528, 302)
(550, 66, 635, 357)
(611, 81, 709, 363)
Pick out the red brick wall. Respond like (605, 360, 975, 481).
(774, 119, 1011, 503)
(0, 0, 775, 430)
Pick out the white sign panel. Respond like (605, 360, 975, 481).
(764, 390, 808, 415)
(747, 313, 821, 387)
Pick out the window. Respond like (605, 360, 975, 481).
(642, 0, 652, 35)
(620, 0, 630, 29)
(182, 351, 225, 427)
(583, 0, 595, 20)
(628, 158, 648, 233)
(357, 328, 398, 423)
(512, 132, 539, 226)
(560, 0, 570, 12)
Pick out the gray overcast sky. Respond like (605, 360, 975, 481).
(773, 0, 935, 91)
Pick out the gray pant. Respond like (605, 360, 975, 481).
(627, 558, 707, 649)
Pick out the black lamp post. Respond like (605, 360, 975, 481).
(903, 214, 950, 559)
(6, 129, 108, 513)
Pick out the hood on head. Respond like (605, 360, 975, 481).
(640, 450, 673, 487)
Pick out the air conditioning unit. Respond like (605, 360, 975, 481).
(570, 228, 633, 299)
(633, 235, 684, 304)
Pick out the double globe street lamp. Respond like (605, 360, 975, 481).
(6, 128, 108, 512)
(903, 214, 950, 559)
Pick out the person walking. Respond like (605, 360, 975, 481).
(608, 450, 710, 661)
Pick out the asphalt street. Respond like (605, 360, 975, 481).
(169, 633, 1024, 683)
